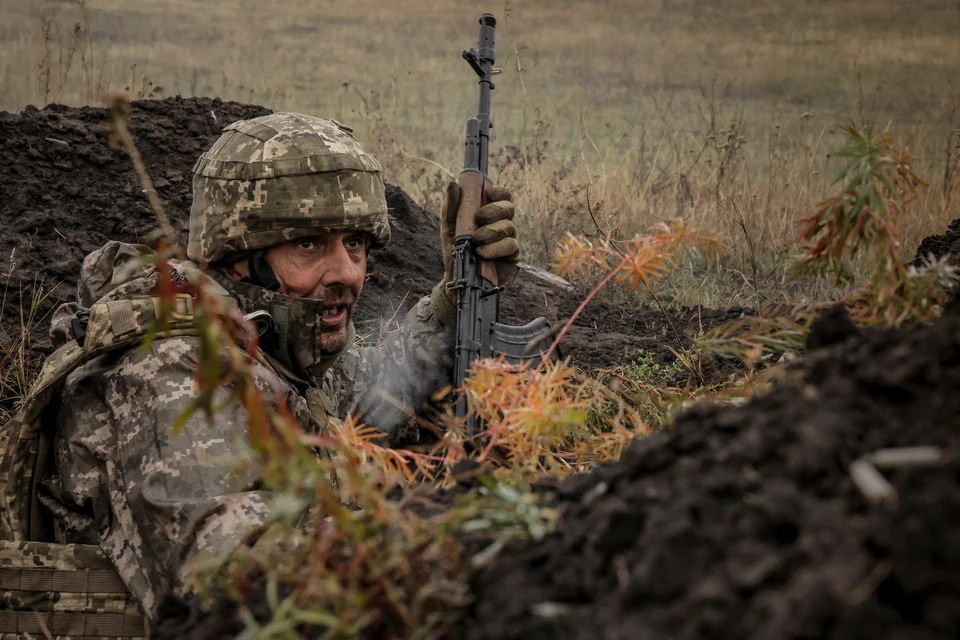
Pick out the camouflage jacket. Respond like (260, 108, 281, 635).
(36, 242, 452, 616)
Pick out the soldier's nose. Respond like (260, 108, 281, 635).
(319, 239, 363, 290)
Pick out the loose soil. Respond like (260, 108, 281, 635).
(911, 218, 960, 267)
(0, 97, 268, 343)
(0, 97, 737, 371)
(464, 302, 960, 640)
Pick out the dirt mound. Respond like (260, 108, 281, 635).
(464, 302, 960, 639)
(0, 97, 734, 370)
(911, 218, 960, 266)
(0, 96, 269, 342)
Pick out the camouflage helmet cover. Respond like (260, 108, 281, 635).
(187, 112, 390, 264)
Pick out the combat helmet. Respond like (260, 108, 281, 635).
(188, 112, 390, 265)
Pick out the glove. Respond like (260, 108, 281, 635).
(440, 181, 521, 285)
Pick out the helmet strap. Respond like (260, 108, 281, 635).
(246, 250, 281, 291)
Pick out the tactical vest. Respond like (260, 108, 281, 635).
(0, 294, 200, 639)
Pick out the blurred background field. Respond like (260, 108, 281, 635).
(1, 0, 959, 308)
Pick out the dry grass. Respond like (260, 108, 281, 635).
(0, 280, 49, 424)
(1, 0, 960, 308)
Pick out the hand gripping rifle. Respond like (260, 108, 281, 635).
(448, 13, 555, 437)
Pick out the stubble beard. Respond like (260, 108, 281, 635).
(319, 304, 353, 355)
(314, 282, 359, 355)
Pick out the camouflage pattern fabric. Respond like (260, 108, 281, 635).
(187, 113, 390, 265)
(0, 291, 200, 543)
(208, 271, 343, 381)
(325, 292, 453, 443)
(0, 540, 146, 638)
(0, 241, 454, 618)
(39, 332, 298, 615)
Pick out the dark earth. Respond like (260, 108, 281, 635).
(463, 302, 960, 640)
(911, 217, 960, 267)
(0, 96, 741, 373)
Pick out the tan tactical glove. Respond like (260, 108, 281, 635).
(440, 181, 521, 285)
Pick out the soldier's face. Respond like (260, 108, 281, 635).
(265, 232, 369, 353)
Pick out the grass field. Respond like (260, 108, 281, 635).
(2, 0, 960, 307)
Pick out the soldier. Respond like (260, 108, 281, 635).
(0, 112, 520, 621)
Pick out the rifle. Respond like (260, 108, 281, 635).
(447, 12, 555, 437)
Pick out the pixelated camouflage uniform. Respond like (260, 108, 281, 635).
(0, 113, 456, 626)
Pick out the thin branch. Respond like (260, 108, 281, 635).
(385, 123, 456, 180)
(581, 181, 689, 359)
(107, 94, 183, 258)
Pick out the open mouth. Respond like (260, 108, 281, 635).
(321, 304, 348, 327)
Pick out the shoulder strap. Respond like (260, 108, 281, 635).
(0, 295, 199, 541)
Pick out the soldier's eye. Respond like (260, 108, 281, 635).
(298, 239, 315, 251)
(345, 235, 366, 251)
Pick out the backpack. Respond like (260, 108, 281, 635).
(0, 293, 199, 638)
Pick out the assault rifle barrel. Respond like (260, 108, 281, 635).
(461, 13, 498, 176)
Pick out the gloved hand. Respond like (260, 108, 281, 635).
(440, 181, 521, 286)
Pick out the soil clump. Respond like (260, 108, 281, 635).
(464, 302, 960, 640)
(0, 97, 736, 371)
(911, 218, 960, 267)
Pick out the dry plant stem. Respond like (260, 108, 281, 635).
(665, 344, 703, 388)
(383, 62, 430, 207)
(583, 182, 687, 355)
(40, 17, 52, 104)
(503, 7, 538, 182)
(106, 92, 285, 449)
(106, 94, 183, 258)
(850, 447, 945, 513)
(844, 561, 893, 608)
(729, 197, 761, 301)
(866, 446, 944, 469)
(383, 117, 433, 205)
(33, 609, 54, 640)
(942, 130, 957, 201)
(849, 458, 897, 509)
(644, 281, 689, 361)
(584, 182, 609, 245)
(385, 119, 454, 180)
